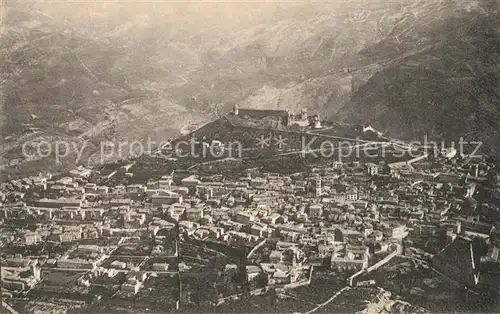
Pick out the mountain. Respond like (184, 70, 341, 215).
(1, 0, 499, 178)
(335, 0, 500, 152)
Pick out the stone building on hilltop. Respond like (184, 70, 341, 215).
(231, 105, 321, 128)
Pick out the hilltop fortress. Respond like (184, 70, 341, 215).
(229, 105, 322, 129)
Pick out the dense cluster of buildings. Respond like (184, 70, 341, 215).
(2, 140, 500, 309)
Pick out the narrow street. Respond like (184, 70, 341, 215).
(302, 286, 351, 314)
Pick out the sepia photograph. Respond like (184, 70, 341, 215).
(1, 0, 500, 313)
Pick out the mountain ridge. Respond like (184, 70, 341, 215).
(336, 0, 500, 153)
(1, 0, 499, 178)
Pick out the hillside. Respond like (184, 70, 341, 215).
(336, 0, 500, 153)
(2, 0, 500, 178)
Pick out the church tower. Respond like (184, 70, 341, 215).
(315, 176, 322, 197)
(32, 263, 41, 281)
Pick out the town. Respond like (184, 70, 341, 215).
(1, 109, 500, 313)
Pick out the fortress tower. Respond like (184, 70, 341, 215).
(300, 108, 307, 120)
(313, 114, 322, 129)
